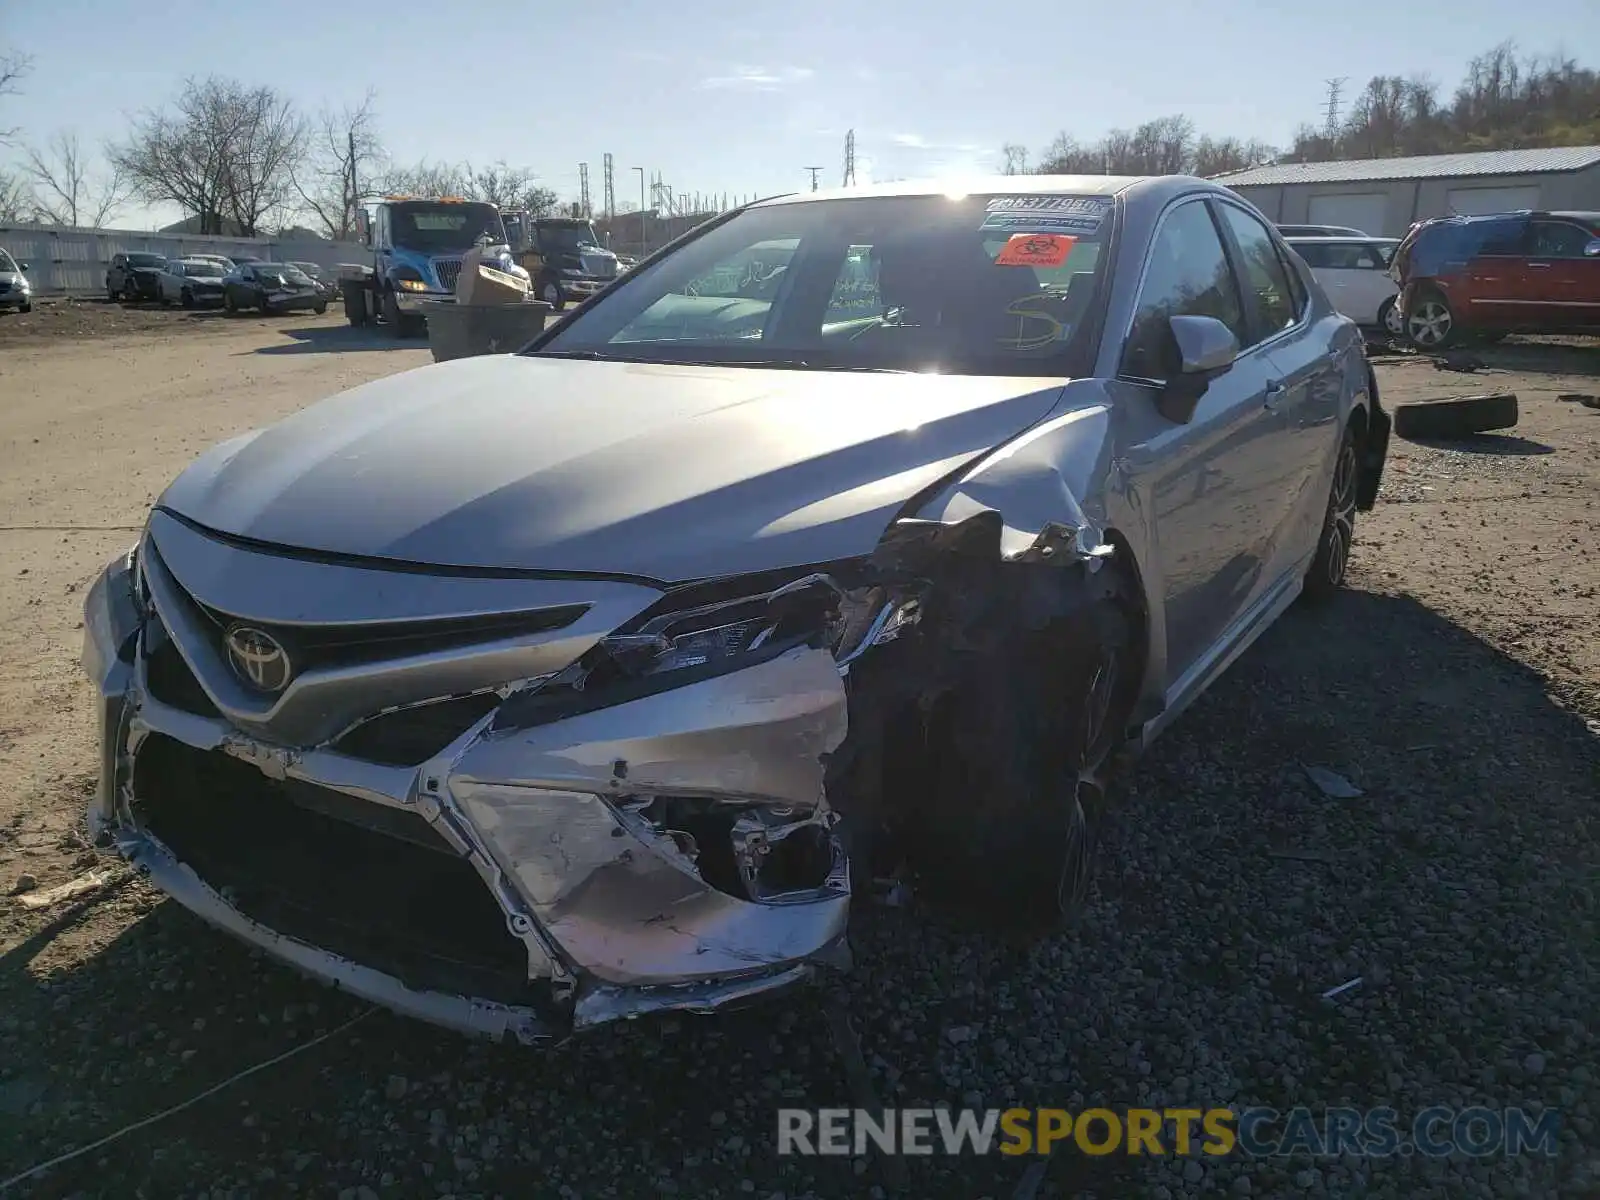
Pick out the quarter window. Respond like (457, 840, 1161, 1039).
(1217, 204, 1297, 343)
(1122, 200, 1245, 381)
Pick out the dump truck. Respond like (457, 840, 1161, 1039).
(340, 196, 528, 337)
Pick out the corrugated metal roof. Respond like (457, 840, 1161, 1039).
(1213, 146, 1600, 187)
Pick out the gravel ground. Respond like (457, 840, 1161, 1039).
(0, 316, 1596, 1198)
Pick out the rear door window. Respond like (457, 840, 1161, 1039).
(1216, 203, 1298, 344)
(1528, 220, 1593, 258)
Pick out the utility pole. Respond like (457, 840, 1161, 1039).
(578, 162, 591, 218)
(347, 129, 359, 238)
(632, 166, 646, 255)
(1324, 77, 1347, 136)
(842, 130, 857, 187)
(602, 153, 615, 222)
(805, 166, 823, 191)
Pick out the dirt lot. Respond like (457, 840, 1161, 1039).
(1, 305, 1597, 1198)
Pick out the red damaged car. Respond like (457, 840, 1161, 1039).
(1391, 210, 1600, 348)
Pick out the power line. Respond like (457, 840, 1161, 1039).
(804, 166, 824, 191)
(842, 130, 857, 188)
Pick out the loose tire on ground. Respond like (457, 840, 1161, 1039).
(343, 282, 369, 326)
(1392, 392, 1518, 441)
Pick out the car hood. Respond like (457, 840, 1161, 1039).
(157, 356, 1067, 581)
(0, 270, 22, 286)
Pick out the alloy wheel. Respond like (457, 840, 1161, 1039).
(1324, 438, 1358, 586)
(1407, 298, 1452, 346)
(1057, 644, 1121, 918)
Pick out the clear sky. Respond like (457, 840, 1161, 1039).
(2, 0, 1595, 229)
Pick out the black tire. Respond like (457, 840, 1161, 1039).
(344, 284, 369, 326)
(1377, 296, 1404, 340)
(223, 290, 237, 313)
(180, 288, 194, 309)
(1405, 288, 1458, 349)
(107, 286, 119, 302)
(906, 581, 1138, 929)
(1302, 423, 1360, 604)
(381, 288, 407, 336)
(18, 299, 30, 314)
(539, 279, 564, 311)
(257, 290, 271, 315)
(1392, 392, 1518, 440)
(314, 300, 328, 315)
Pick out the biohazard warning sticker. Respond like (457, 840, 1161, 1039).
(994, 233, 1076, 267)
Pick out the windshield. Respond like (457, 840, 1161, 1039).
(533, 192, 1115, 375)
(182, 261, 224, 277)
(539, 223, 602, 253)
(0, 250, 16, 273)
(129, 253, 166, 269)
(259, 265, 312, 285)
(290, 261, 324, 276)
(391, 202, 506, 253)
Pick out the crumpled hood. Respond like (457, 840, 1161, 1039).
(157, 355, 1067, 581)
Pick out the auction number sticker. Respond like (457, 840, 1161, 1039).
(994, 234, 1076, 268)
(981, 194, 1111, 236)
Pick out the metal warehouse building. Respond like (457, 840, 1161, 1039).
(1215, 146, 1600, 237)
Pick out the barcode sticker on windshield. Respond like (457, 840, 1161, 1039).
(987, 195, 1112, 215)
(981, 211, 1104, 235)
(994, 234, 1076, 267)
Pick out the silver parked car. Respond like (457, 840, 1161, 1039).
(0, 246, 33, 312)
(157, 258, 229, 307)
(83, 175, 1390, 1042)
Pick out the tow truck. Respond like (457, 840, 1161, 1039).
(341, 195, 529, 337)
(499, 213, 621, 311)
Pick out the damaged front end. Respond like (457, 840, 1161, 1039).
(82, 514, 928, 1041)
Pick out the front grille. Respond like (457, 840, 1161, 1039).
(133, 734, 535, 1004)
(333, 693, 501, 765)
(582, 254, 618, 281)
(144, 614, 219, 716)
(184, 599, 588, 678)
(433, 258, 463, 293)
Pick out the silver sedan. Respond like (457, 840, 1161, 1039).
(83, 175, 1390, 1042)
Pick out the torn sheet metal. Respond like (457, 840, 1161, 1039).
(910, 404, 1115, 562)
(458, 646, 848, 808)
(449, 647, 851, 990)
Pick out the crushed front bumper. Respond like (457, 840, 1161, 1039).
(83, 536, 853, 1042)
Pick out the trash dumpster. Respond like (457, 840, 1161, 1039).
(420, 298, 554, 363)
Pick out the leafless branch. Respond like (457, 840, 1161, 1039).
(0, 49, 34, 146)
(21, 130, 131, 228)
(293, 91, 385, 240)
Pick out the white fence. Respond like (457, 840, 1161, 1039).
(0, 222, 369, 294)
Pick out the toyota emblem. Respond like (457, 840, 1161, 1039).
(224, 625, 293, 693)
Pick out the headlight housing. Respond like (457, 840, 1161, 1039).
(529, 573, 921, 705)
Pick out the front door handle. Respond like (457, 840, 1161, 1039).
(1528, 261, 1551, 269)
(1263, 380, 1286, 412)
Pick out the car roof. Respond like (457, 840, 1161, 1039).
(749, 173, 1231, 212)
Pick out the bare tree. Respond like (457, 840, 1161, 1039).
(112, 77, 305, 236)
(0, 49, 31, 147)
(1000, 142, 1029, 175)
(295, 93, 384, 240)
(464, 161, 560, 215)
(0, 167, 31, 222)
(378, 159, 469, 201)
(22, 130, 130, 227)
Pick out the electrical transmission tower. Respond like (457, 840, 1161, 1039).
(842, 130, 857, 187)
(602, 153, 615, 221)
(805, 166, 823, 191)
(578, 163, 592, 218)
(1323, 78, 1347, 135)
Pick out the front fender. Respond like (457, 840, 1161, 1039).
(906, 390, 1117, 562)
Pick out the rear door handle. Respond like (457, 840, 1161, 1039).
(1263, 380, 1286, 411)
(1528, 261, 1551, 269)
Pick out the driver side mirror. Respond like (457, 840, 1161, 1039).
(18, 262, 28, 271)
(1158, 315, 1239, 424)
(1585, 239, 1600, 258)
